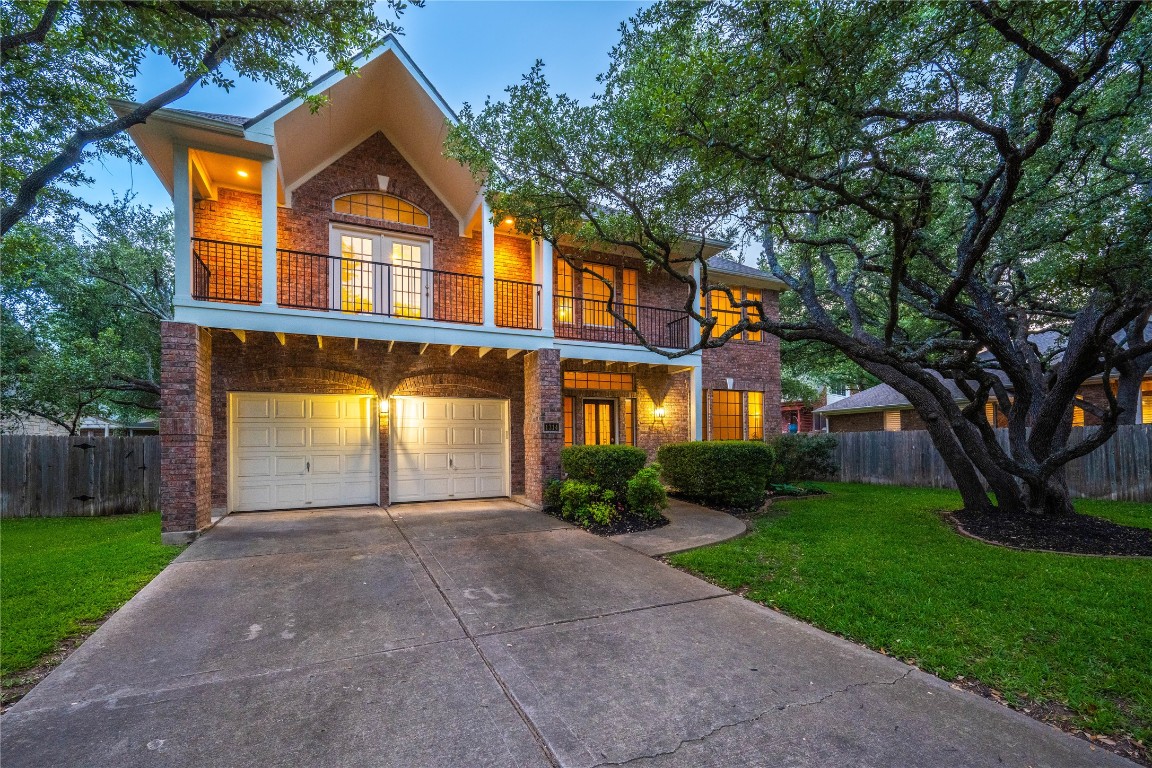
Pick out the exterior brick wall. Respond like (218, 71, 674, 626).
(901, 409, 928, 431)
(554, 249, 688, 310)
(192, 188, 263, 303)
(827, 411, 885, 433)
(495, 234, 533, 283)
(702, 288, 782, 436)
(210, 332, 526, 509)
(193, 187, 262, 244)
(160, 322, 212, 534)
(523, 349, 563, 504)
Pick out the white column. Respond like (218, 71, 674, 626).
(691, 259, 702, 315)
(692, 363, 704, 441)
(539, 239, 554, 335)
(172, 144, 192, 305)
(260, 159, 278, 308)
(481, 201, 496, 327)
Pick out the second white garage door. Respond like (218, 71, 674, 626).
(391, 397, 509, 503)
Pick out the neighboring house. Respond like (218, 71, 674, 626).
(780, 385, 850, 433)
(77, 417, 159, 437)
(0, 414, 70, 435)
(814, 375, 1152, 433)
(120, 37, 784, 542)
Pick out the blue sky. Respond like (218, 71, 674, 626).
(81, 0, 644, 212)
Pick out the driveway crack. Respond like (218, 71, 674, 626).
(591, 668, 915, 767)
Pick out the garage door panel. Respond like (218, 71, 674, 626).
(237, 427, 271, 448)
(236, 398, 271, 419)
(478, 428, 503, 445)
(310, 454, 342, 474)
(310, 426, 342, 447)
(310, 399, 341, 419)
(391, 397, 508, 503)
(275, 398, 307, 419)
(231, 393, 377, 512)
(274, 427, 307, 448)
(273, 455, 307, 476)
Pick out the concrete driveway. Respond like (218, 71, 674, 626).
(1, 502, 1132, 767)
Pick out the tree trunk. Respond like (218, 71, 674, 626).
(1023, 470, 1076, 516)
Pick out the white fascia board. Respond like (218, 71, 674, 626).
(555, 339, 702, 366)
(173, 301, 556, 349)
(707, 270, 789, 292)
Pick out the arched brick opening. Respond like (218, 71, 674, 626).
(391, 371, 508, 400)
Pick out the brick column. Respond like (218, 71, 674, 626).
(523, 349, 563, 506)
(160, 322, 212, 542)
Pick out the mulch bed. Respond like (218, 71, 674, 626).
(543, 509, 669, 537)
(950, 508, 1152, 557)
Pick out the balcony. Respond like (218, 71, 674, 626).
(191, 238, 542, 330)
(554, 295, 691, 349)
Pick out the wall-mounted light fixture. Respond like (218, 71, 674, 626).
(654, 405, 666, 425)
(236, 169, 249, 178)
(503, 217, 515, 225)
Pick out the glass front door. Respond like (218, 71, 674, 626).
(583, 399, 616, 445)
(332, 227, 429, 318)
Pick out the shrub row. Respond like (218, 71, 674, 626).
(545, 445, 665, 529)
(657, 441, 774, 510)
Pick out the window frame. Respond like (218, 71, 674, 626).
(332, 191, 430, 228)
(711, 390, 744, 440)
(329, 223, 432, 317)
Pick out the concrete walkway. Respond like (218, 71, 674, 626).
(1, 501, 1133, 767)
(610, 498, 746, 556)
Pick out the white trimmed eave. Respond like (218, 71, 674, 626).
(112, 101, 274, 196)
(707, 269, 789, 292)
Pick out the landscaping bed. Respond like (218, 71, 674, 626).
(951, 506, 1152, 556)
(669, 483, 1152, 765)
(1, 513, 182, 710)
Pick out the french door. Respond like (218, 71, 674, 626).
(331, 226, 430, 317)
(583, 399, 616, 445)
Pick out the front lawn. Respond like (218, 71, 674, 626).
(1, 513, 181, 679)
(669, 483, 1152, 755)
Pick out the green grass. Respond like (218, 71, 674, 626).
(1, 513, 181, 677)
(670, 483, 1152, 746)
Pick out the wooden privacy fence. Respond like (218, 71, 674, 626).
(1, 436, 161, 518)
(831, 424, 1152, 502)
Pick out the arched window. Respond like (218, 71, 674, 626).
(333, 192, 430, 227)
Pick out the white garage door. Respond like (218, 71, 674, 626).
(230, 393, 378, 512)
(391, 397, 509, 503)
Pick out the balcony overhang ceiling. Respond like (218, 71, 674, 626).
(252, 41, 481, 229)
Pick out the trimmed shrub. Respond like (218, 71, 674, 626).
(770, 433, 838, 482)
(657, 441, 774, 510)
(543, 479, 564, 511)
(626, 465, 667, 520)
(561, 445, 647, 497)
(557, 480, 617, 528)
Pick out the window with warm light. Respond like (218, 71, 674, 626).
(1142, 380, 1152, 425)
(583, 263, 615, 326)
(883, 410, 902, 431)
(711, 390, 744, 440)
(622, 398, 635, 445)
(563, 397, 574, 447)
(334, 192, 429, 227)
(1072, 404, 1085, 427)
(556, 259, 575, 322)
(709, 290, 742, 338)
(563, 371, 635, 391)
(744, 290, 762, 342)
(747, 391, 763, 440)
(622, 268, 639, 325)
(339, 234, 374, 312)
(331, 226, 428, 317)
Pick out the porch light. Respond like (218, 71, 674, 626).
(654, 406, 666, 420)
(236, 169, 249, 178)
(503, 217, 514, 225)
(379, 398, 390, 415)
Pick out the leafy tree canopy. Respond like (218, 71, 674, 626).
(1, 0, 420, 232)
(448, 1, 1151, 517)
(2, 200, 172, 432)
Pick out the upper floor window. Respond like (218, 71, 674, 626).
(703, 287, 764, 342)
(333, 192, 429, 228)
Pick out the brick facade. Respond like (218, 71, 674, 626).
(702, 289, 782, 437)
(827, 411, 886, 433)
(160, 322, 213, 534)
(523, 349, 563, 504)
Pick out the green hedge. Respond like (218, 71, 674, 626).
(561, 444, 647, 496)
(770, 433, 838, 482)
(657, 441, 774, 510)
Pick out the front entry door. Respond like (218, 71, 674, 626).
(583, 399, 616, 445)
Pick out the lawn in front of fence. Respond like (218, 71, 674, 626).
(1, 513, 181, 682)
(669, 483, 1152, 754)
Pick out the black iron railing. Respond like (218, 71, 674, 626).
(276, 248, 483, 324)
(554, 295, 692, 348)
(191, 238, 261, 304)
(495, 278, 542, 330)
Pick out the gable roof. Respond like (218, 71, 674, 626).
(813, 374, 972, 415)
